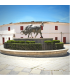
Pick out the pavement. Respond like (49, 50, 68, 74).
(0, 44, 70, 75)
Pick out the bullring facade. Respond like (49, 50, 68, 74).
(0, 21, 69, 44)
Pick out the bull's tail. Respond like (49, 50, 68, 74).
(40, 22, 44, 28)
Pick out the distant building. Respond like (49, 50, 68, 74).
(0, 21, 70, 44)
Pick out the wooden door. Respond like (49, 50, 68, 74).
(2, 37, 5, 44)
(63, 37, 66, 44)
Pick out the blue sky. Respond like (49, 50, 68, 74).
(0, 5, 69, 25)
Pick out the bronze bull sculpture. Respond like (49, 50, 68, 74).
(20, 22, 44, 38)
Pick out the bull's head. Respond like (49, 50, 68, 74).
(20, 30, 28, 35)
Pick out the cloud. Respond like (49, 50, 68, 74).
(58, 16, 69, 23)
(60, 16, 69, 20)
(23, 16, 36, 21)
(15, 16, 36, 23)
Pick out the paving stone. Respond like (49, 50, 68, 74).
(22, 68, 31, 73)
(59, 70, 63, 72)
(0, 64, 8, 70)
(69, 68, 70, 72)
(36, 67, 44, 70)
(8, 70, 19, 75)
(29, 73, 39, 75)
(65, 69, 69, 72)
(13, 67, 24, 72)
(30, 69, 41, 74)
(0, 69, 11, 75)
(62, 71, 69, 75)
(40, 70, 51, 75)
(0, 44, 70, 75)
(52, 71, 63, 75)
(6, 66, 15, 70)
(62, 66, 69, 71)
(18, 72, 29, 75)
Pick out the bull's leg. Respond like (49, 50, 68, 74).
(33, 32, 36, 38)
(40, 32, 43, 38)
(35, 33, 38, 38)
(31, 32, 32, 38)
(28, 34, 29, 38)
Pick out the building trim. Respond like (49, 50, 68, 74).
(0, 22, 69, 27)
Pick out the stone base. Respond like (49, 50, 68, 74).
(0, 48, 68, 57)
(13, 38, 53, 44)
(13, 38, 53, 50)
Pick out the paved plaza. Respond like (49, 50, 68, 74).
(0, 44, 70, 75)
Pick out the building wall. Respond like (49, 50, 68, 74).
(42, 23, 69, 43)
(0, 22, 69, 44)
(0, 25, 15, 34)
(15, 24, 41, 38)
(43, 23, 69, 33)
(0, 25, 15, 44)
(0, 35, 2, 45)
(0, 34, 13, 44)
(14, 23, 69, 43)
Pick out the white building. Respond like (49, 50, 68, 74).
(0, 21, 70, 44)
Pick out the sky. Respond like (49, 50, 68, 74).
(0, 5, 69, 25)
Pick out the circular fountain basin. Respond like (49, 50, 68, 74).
(0, 48, 68, 57)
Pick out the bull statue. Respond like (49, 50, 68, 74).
(20, 22, 44, 38)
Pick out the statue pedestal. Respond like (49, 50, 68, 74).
(13, 38, 53, 43)
(13, 38, 53, 50)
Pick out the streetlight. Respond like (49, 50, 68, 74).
(61, 32, 62, 42)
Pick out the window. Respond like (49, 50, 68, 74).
(40, 37, 43, 38)
(55, 37, 58, 40)
(21, 37, 23, 38)
(13, 34, 15, 37)
(8, 27, 10, 31)
(55, 26, 58, 30)
(9, 37, 10, 40)
(41, 26, 43, 30)
(20, 26, 23, 30)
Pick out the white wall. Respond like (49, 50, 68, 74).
(14, 23, 69, 43)
(0, 25, 15, 44)
(15, 24, 42, 38)
(0, 35, 2, 44)
(43, 23, 69, 33)
(15, 24, 41, 33)
(0, 25, 15, 34)
(0, 22, 69, 44)
(42, 23, 69, 43)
